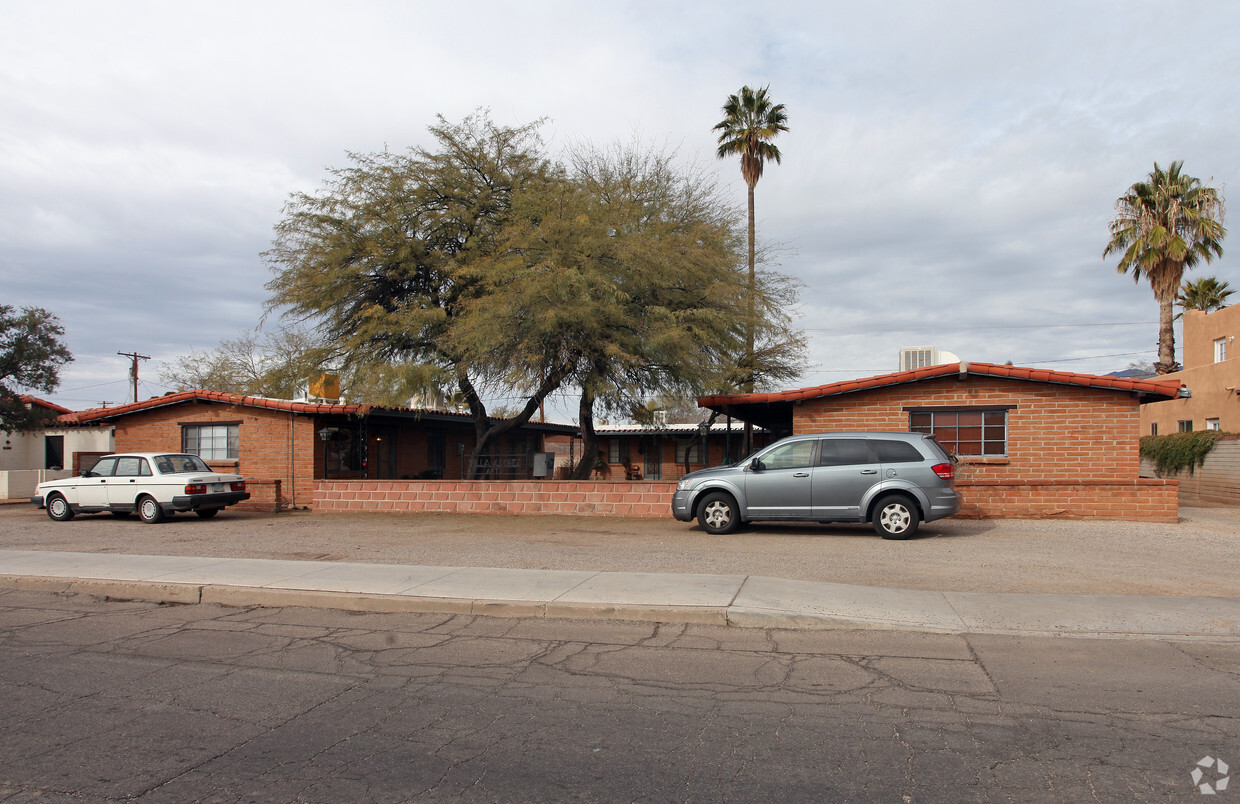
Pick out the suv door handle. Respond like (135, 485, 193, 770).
(860, 469, 878, 475)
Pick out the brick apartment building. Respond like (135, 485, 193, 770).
(699, 361, 1184, 521)
(60, 390, 575, 511)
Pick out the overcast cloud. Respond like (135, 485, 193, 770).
(3, 0, 1237, 418)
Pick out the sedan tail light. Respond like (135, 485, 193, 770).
(931, 463, 954, 480)
(230, 481, 246, 492)
(184, 484, 207, 495)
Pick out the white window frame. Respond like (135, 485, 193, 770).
(182, 424, 239, 460)
(1215, 337, 1228, 363)
(1206, 418, 1221, 431)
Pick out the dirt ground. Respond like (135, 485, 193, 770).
(2, 503, 1238, 597)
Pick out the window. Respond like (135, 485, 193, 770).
(757, 439, 815, 470)
(1178, 420, 1193, 433)
(1207, 418, 1221, 431)
(182, 424, 239, 460)
(1215, 337, 1228, 363)
(89, 457, 118, 476)
(113, 456, 151, 476)
(817, 439, 873, 466)
(1151, 422, 1159, 436)
(607, 439, 631, 465)
(675, 438, 700, 465)
(871, 439, 923, 463)
(910, 409, 1008, 457)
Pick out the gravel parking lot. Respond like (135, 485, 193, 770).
(2, 503, 1238, 597)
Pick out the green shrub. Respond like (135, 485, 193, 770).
(1140, 430, 1232, 475)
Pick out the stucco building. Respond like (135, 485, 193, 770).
(1140, 303, 1240, 435)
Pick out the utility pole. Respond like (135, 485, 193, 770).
(117, 351, 150, 404)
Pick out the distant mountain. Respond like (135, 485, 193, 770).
(1106, 367, 1158, 379)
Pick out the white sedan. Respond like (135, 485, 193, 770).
(32, 452, 250, 523)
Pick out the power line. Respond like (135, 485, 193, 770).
(801, 321, 1156, 333)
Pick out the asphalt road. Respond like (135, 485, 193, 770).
(2, 589, 1237, 802)
(3, 504, 1240, 597)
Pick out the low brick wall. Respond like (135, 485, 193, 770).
(236, 479, 284, 513)
(314, 480, 678, 518)
(957, 478, 1179, 522)
(314, 477, 1179, 522)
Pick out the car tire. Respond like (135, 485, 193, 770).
(137, 495, 165, 524)
(46, 493, 74, 522)
(697, 492, 740, 535)
(195, 508, 219, 519)
(872, 494, 920, 540)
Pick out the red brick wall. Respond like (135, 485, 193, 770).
(792, 374, 1177, 521)
(795, 376, 1142, 479)
(111, 403, 317, 510)
(315, 480, 678, 517)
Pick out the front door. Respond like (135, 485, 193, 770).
(76, 456, 117, 509)
(644, 437, 662, 480)
(744, 439, 816, 519)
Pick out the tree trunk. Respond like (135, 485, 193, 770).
(1154, 263, 1184, 374)
(744, 180, 756, 455)
(569, 387, 598, 480)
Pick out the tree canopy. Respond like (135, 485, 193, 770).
(0, 305, 72, 433)
(1104, 161, 1226, 373)
(1176, 275, 1234, 315)
(264, 112, 804, 477)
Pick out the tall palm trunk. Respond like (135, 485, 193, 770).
(743, 181, 756, 454)
(1155, 262, 1184, 373)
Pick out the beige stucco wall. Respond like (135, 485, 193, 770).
(1141, 305, 1240, 434)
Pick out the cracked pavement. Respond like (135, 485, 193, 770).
(2, 589, 1237, 801)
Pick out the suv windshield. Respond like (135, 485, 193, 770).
(155, 455, 211, 474)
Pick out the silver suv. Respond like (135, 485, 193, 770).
(671, 432, 962, 539)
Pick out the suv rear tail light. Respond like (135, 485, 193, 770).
(931, 463, 954, 480)
(184, 484, 207, 495)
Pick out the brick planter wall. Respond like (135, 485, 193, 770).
(314, 477, 1179, 522)
(957, 478, 1179, 522)
(314, 480, 679, 518)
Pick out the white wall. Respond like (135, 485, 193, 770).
(0, 426, 113, 472)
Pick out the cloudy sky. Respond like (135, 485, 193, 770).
(4, 0, 1237, 419)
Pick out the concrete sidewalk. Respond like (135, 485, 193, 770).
(2, 548, 1238, 640)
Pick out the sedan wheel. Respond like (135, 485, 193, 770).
(46, 494, 74, 522)
(137, 496, 165, 524)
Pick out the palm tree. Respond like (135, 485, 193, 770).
(714, 85, 788, 393)
(1104, 161, 1226, 373)
(1177, 275, 1234, 316)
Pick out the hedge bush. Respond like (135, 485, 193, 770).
(1139, 430, 1232, 475)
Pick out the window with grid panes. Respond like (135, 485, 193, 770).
(181, 424, 239, 460)
(909, 409, 1007, 457)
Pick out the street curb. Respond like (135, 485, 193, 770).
(3, 572, 1239, 640)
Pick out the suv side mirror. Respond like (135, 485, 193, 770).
(748, 458, 763, 471)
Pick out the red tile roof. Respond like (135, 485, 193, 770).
(698, 362, 1184, 406)
(18, 394, 73, 415)
(57, 389, 577, 432)
(60, 389, 379, 424)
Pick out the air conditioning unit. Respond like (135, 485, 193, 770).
(899, 347, 959, 372)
